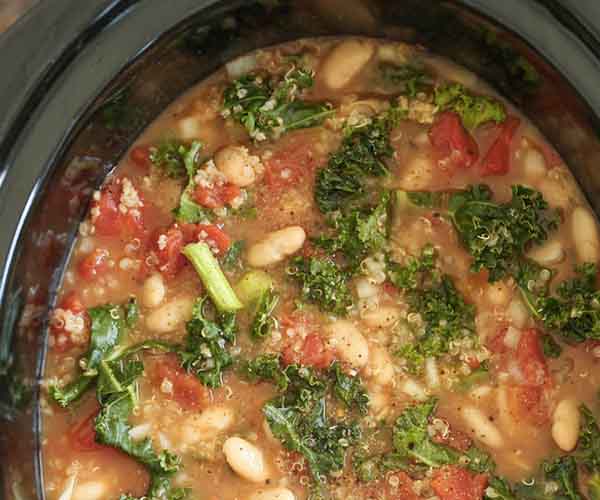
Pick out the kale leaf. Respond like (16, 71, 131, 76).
(250, 288, 279, 340)
(287, 256, 353, 315)
(392, 398, 459, 467)
(179, 296, 237, 388)
(170, 141, 214, 224)
(314, 192, 390, 271)
(380, 63, 431, 97)
(221, 240, 245, 271)
(150, 139, 194, 179)
(434, 82, 506, 129)
(575, 404, 600, 472)
(515, 456, 584, 500)
(315, 109, 400, 213)
(516, 261, 600, 344)
(239, 353, 289, 390)
(222, 68, 332, 142)
(329, 361, 369, 414)
(449, 184, 559, 282)
(388, 246, 476, 373)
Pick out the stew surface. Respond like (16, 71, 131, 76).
(43, 37, 600, 500)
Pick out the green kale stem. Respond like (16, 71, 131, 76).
(183, 242, 243, 313)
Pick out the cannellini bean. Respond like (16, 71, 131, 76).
(572, 206, 600, 263)
(462, 406, 504, 449)
(320, 39, 375, 89)
(145, 295, 194, 333)
(355, 278, 379, 299)
(399, 378, 427, 401)
(246, 226, 306, 267)
(527, 240, 564, 265)
(424, 357, 440, 389)
(507, 298, 530, 329)
(223, 437, 269, 483)
(326, 320, 369, 368)
(539, 178, 570, 209)
(72, 481, 107, 500)
(181, 406, 235, 444)
(214, 145, 260, 187)
(485, 281, 512, 307)
(552, 399, 581, 452)
(367, 347, 395, 386)
(522, 147, 546, 180)
(362, 305, 401, 329)
(142, 273, 166, 308)
(249, 487, 296, 500)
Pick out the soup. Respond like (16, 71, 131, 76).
(42, 37, 600, 500)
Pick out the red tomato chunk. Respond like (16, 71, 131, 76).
(152, 355, 208, 410)
(92, 178, 146, 238)
(429, 111, 479, 170)
(282, 333, 335, 369)
(480, 116, 521, 176)
(431, 465, 488, 500)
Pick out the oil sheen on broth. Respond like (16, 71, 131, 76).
(42, 37, 600, 500)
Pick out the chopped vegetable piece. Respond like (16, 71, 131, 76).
(250, 288, 279, 340)
(235, 270, 274, 305)
(480, 116, 521, 176)
(182, 242, 243, 312)
(429, 111, 479, 169)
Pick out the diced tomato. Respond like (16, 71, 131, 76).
(193, 182, 242, 209)
(282, 333, 335, 369)
(510, 384, 549, 425)
(388, 471, 420, 500)
(130, 145, 152, 169)
(70, 409, 104, 452)
(516, 328, 550, 387)
(196, 224, 231, 254)
(431, 465, 488, 500)
(92, 180, 145, 238)
(263, 135, 321, 192)
(49, 293, 89, 353)
(382, 281, 399, 297)
(432, 425, 473, 453)
(429, 111, 479, 170)
(487, 327, 509, 355)
(480, 116, 521, 176)
(77, 248, 110, 280)
(153, 355, 208, 410)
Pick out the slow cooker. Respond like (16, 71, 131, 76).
(2, 1, 600, 498)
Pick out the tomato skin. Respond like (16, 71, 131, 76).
(431, 465, 488, 500)
(429, 111, 479, 170)
(153, 355, 208, 410)
(60, 292, 85, 314)
(156, 225, 187, 277)
(130, 145, 152, 168)
(93, 181, 145, 238)
(77, 248, 110, 280)
(282, 333, 335, 369)
(487, 327, 509, 355)
(480, 116, 521, 176)
(70, 410, 104, 452)
(263, 136, 320, 192)
(193, 182, 242, 209)
(516, 328, 550, 387)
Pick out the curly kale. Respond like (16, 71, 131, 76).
(434, 82, 506, 129)
(380, 63, 432, 96)
(315, 109, 401, 213)
(314, 192, 390, 271)
(388, 246, 476, 373)
(150, 139, 194, 179)
(516, 261, 600, 344)
(222, 67, 332, 141)
(179, 296, 237, 388)
(515, 456, 584, 500)
(329, 361, 369, 414)
(449, 184, 559, 282)
(287, 256, 353, 315)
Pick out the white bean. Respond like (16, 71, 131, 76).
(362, 305, 401, 329)
(552, 399, 581, 452)
(461, 406, 504, 449)
(507, 298, 530, 329)
(246, 226, 306, 267)
(539, 178, 570, 209)
(522, 147, 546, 180)
(249, 488, 296, 500)
(223, 437, 269, 483)
(399, 378, 427, 401)
(145, 295, 194, 333)
(367, 347, 395, 386)
(527, 240, 564, 266)
(326, 320, 369, 368)
(72, 481, 107, 500)
(181, 406, 235, 444)
(572, 206, 600, 263)
(485, 281, 512, 307)
(142, 273, 166, 308)
(214, 145, 260, 187)
(320, 39, 375, 89)
(424, 357, 440, 390)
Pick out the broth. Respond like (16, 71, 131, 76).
(43, 37, 600, 500)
